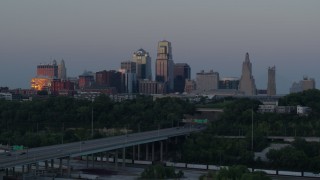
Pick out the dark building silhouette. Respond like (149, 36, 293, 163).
(174, 63, 191, 93)
(155, 40, 174, 92)
(132, 48, 152, 80)
(267, 66, 276, 95)
(238, 53, 257, 95)
(95, 70, 122, 93)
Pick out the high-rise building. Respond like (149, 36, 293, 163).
(132, 48, 152, 80)
(196, 70, 219, 92)
(58, 59, 67, 80)
(219, 77, 240, 89)
(95, 70, 122, 93)
(120, 61, 136, 73)
(37, 60, 58, 78)
(184, 79, 196, 94)
(290, 76, 316, 93)
(155, 40, 174, 92)
(174, 63, 191, 93)
(79, 71, 95, 89)
(238, 53, 257, 95)
(267, 66, 276, 96)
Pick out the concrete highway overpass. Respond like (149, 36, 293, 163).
(0, 126, 205, 173)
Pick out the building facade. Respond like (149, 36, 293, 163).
(290, 76, 316, 93)
(155, 40, 174, 92)
(196, 70, 219, 92)
(174, 63, 191, 93)
(267, 66, 276, 96)
(238, 53, 257, 95)
(219, 77, 239, 90)
(132, 48, 152, 80)
(58, 59, 67, 80)
(184, 79, 196, 94)
(37, 60, 58, 78)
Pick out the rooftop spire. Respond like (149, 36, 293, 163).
(245, 52, 250, 62)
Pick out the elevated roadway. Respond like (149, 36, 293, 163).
(0, 126, 205, 170)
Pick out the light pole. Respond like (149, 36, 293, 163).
(251, 108, 254, 152)
(91, 99, 94, 138)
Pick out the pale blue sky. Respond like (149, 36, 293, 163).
(1, 0, 320, 94)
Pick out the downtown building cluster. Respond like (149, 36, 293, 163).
(0, 40, 317, 101)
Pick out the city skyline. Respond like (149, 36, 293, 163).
(1, 1, 320, 94)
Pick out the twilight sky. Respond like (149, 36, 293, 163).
(1, 0, 319, 94)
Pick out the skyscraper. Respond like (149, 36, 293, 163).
(58, 59, 67, 80)
(36, 60, 58, 78)
(196, 70, 219, 92)
(267, 66, 276, 96)
(174, 63, 191, 93)
(155, 40, 174, 92)
(132, 48, 152, 80)
(238, 53, 257, 95)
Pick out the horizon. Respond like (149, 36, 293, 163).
(1, 0, 320, 94)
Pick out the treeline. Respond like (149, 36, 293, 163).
(0, 95, 195, 147)
(181, 89, 320, 172)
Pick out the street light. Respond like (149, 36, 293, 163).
(91, 99, 94, 138)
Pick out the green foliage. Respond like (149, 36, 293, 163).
(0, 95, 195, 147)
(140, 164, 183, 179)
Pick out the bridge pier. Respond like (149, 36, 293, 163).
(27, 164, 31, 173)
(160, 141, 163, 162)
(92, 154, 95, 168)
(59, 158, 62, 175)
(122, 147, 126, 167)
(45, 160, 48, 170)
(67, 157, 71, 177)
(138, 144, 140, 160)
(51, 159, 54, 169)
(115, 150, 118, 170)
(86, 154, 89, 168)
(132, 145, 135, 162)
(146, 144, 149, 160)
(152, 142, 155, 161)
(36, 162, 39, 171)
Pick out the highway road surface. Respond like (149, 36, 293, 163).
(0, 126, 205, 169)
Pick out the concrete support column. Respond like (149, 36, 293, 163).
(105, 152, 109, 164)
(92, 154, 95, 168)
(133, 146, 135, 161)
(27, 164, 31, 173)
(86, 155, 89, 168)
(22, 165, 25, 173)
(51, 159, 54, 169)
(59, 158, 63, 175)
(115, 150, 118, 170)
(36, 162, 39, 171)
(160, 141, 163, 162)
(138, 144, 140, 160)
(12, 167, 15, 176)
(100, 153, 103, 167)
(122, 147, 126, 167)
(45, 160, 48, 170)
(5, 168, 8, 176)
(165, 140, 168, 158)
(146, 144, 149, 161)
(67, 157, 71, 177)
(152, 142, 155, 161)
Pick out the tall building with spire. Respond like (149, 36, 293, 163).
(267, 66, 276, 96)
(238, 53, 257, 95)
(155, 40, 174, 91)
(132, 48, 152, 80)
(58, 59, 67, 80)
